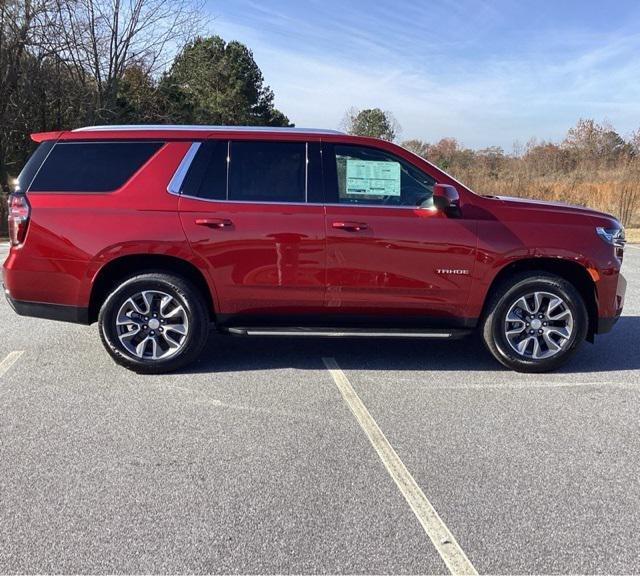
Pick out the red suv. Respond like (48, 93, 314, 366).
(3, 125, 627, 373)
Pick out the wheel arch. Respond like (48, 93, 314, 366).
(88, 254, 215, 324)
(482, 257, 598, 341)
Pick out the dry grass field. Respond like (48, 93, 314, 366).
(403, 119, 640, 230)
(626, 228, 640, 243)
(459, 170, 640, 229)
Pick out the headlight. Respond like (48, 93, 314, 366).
(596, 226, 626, 248)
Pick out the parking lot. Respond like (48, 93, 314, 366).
(1, 243, 639, 574)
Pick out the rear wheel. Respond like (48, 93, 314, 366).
(98, 272, 209, 373)
(482, 272, 588, 372)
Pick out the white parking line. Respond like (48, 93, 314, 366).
(0, 351, 24, 379)
(323, 357, 478, 576)
(384, 377, 639, 390)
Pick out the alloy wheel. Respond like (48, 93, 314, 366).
(115, 290, 189, 360)
(504, 291, 574, 360)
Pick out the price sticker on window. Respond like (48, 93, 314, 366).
(345, 159, 401, 196)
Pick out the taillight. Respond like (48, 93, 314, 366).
(7, 193, 31, 246)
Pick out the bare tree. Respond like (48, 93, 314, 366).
(631, 128, 640, 157)
(401, 139, 430, 158)
(0, 1, 57, 180)
(51, 0, 204, 120)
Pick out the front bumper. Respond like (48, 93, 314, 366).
(597, 314, 622, 334)
(596, 270, 626, 334)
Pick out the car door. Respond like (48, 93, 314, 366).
(178, 138, 326, 320)
(322, 142, 478, 325)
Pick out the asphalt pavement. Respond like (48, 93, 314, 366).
(1, 243, 639, 574)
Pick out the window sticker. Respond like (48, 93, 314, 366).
(345, 159, 401, 196)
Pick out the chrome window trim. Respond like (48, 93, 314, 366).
(325, 202, 436, 211)
(174, 193, 435, 210)
(305, 142, 309, 203)
(226, 140, 230, 201)
(167, 142, 202, 196)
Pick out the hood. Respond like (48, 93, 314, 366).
(487, 195, 620, 225)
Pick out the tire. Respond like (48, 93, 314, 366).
(98, 272, 209, 374)
(481, 272, 588, 373)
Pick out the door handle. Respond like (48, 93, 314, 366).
(195, 218, 234, 229)
(332, 221, 368, 232)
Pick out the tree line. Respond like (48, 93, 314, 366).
(2, 1, 638, 234)
(0, 0, 289, 193)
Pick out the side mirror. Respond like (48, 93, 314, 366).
(433, 184, 461, 217)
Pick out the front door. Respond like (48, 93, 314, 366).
(322, 143, 478, 326)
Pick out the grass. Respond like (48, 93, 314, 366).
(458, 170, 640, 229)
(626, 229, 640, 244)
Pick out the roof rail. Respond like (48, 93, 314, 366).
(73, 125, 344, 135)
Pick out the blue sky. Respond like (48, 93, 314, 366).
(207, 1, 640, 149)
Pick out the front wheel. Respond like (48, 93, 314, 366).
(98, 272, 209, 374)
(482, 272, 588, 373)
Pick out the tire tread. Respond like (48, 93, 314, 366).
(481, 271, 587, 373)
(98, 271, 209, 374)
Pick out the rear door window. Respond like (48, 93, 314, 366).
(228, 141, 306, 203)
(178, 140, 320, 203)
(29, 141, 162, 192)
(179, 140, 227, 200)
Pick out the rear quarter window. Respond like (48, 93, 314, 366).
(29, 141, 163, 193)
(14, 140, 55, 193)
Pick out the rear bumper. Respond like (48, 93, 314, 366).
(2, 249, 88, 307)
(4, 288, 89, 324)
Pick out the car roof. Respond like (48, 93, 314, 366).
(32, 125, 347, 143)
(73, 125, 344, 135)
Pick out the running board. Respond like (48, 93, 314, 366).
(225, 327, 470, 339)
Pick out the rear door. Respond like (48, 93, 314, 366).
(322, 142, 477, 325)
(178, 139, 326, 320)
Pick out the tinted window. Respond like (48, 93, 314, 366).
(180, 140, 227, 200)
(331, 145, 435, 207)
(29, 141, 162, 192)
(228, 141, 306, 203)
(15, 140, 55, 193)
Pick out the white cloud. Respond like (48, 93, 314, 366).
(209, 6, 640, 149)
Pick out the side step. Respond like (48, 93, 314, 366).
(225, 327, 470, 339)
